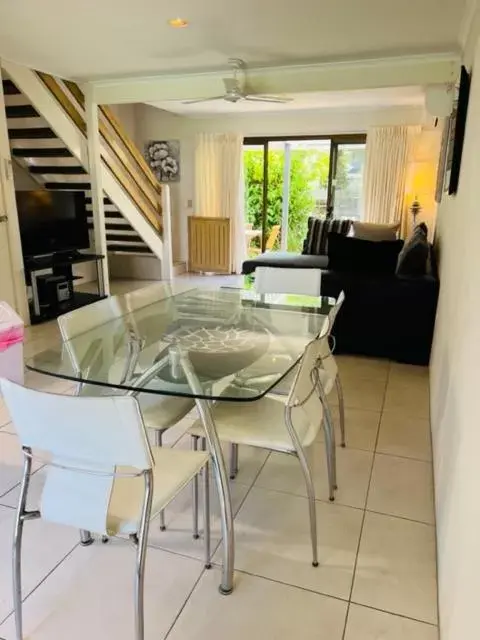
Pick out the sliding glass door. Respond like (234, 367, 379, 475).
(244, 134, 366, 255)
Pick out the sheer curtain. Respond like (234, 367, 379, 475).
(195, 133, 245, 274)
(363, 125, 419, 227)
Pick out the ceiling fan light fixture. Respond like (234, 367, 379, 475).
(168, 17, 189, 28)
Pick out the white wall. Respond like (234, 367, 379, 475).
(107, 103, 139, 144)
(430, 30, 480, 640)
(12, 161, 39, 190)
(135, 103, 427, 261)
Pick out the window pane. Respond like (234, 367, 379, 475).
(243, 144, 265, 257)
(333, 143, 366, 220)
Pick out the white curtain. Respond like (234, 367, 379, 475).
(195, 133, 245, 274)
(363, 125, 419, 225)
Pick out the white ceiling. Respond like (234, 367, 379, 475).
(149, 86, 426, 116)
(0, 0, 465, 81)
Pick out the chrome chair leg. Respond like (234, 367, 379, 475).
(201, 438, 211, 569)
(335, 375, 346, 447)
(155, 430, 167, 531)
(192, 435, 200, 539)
(80, 529, 94, 546)
(229, 443, 239, 480)
(296, 446, 319, 567)
(13, 449, 37, 640)
(314, 374, 338, 498)
(322, 416, 336, 500)
(134, 470, 153, 640)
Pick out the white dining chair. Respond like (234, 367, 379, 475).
(268, 290, 347, 447)
(0, 379, 210, 640)
(255, 266, 322, 296)
(189, 335, 335, 565)
(230, 281, 347, 486)
(57, 292, 195, 531)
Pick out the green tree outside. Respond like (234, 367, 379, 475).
(244, 148, 335, 253)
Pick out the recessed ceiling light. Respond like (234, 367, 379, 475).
(168, 18, 188, 28)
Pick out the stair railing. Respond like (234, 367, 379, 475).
(36, 72, 162, 233)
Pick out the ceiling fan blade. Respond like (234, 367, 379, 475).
(182, 96, 226, 104)
(245, 95, 292, 104)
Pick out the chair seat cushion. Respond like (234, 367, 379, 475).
(236, 357, 335, 397)
(189, 393, 317, 453)
(139, 392, 195, 430)
(108, 446, 208, 535)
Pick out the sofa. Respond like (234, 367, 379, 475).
(242, 218, 439, 366)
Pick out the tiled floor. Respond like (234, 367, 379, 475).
(0, 277, 437, 639)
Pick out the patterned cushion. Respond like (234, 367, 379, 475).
(302, 218, 352, 256)
(350, 221, 400, 241)
(396, 225, 430, 277)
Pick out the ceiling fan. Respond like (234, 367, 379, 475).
(183, 58, 293, 105)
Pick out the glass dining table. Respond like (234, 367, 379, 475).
(27, 287, 334, 595)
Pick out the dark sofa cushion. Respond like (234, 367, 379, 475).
(320, 269, 439, 365)
(396, 226, 430, 276)
(327, 232, 404, 275)
(302, 217, 352, 255)
(242, 251, 329, 275)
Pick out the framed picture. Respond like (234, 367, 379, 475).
(145, 140, 180, 182)
(446, 66, 471, 195)
(443, 108, 456, 194)
(435, 116, 450, 203)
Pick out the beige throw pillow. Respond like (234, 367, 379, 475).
(351, 221, 400, 241)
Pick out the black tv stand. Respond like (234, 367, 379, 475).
(53, 250, 83, 262)
(24, 252, 106, 324)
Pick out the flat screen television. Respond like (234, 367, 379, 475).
(15, 190, 89, 258)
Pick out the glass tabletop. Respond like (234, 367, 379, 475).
(27, 288, 334, 402)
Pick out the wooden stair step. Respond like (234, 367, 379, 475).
(2, 80, 20, 95)
(12, 147, 73, 158)
(29, 165, 86, 175)
(44, 181, 90, 190)
(107, 244, 152, 254)
(6, 105, 39, 118)
(8, 127, 57, 140)
(85, 196, 113, 206)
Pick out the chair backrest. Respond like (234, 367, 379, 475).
(328, 290, 345, 331)
(287, 321, 329, 446)
(58, 297, 125, 381)
(121, 282, 173, 315)
(266, 225, 280, 251)
(58, 296, 123, 341)
(255, 266, 322, 296)
(0, 379, 153, 535)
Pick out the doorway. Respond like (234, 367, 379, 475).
(243, 134, 366, 255)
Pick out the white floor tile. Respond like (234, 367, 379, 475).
(345, 604, 438, 639)
(226, 444, 270, 486)
(218, 486, 363, 600)
(0, 506, 79, 623)
(328, 378, 386, 412)
(317, 406, 381, 452)
(147, 473, 250, 562)
(377, 412, 432, 461)
(0, 540, 203, 640)
(352, 512, 438, 624)
(255, 445, 373, 509)
(367, 454, 435, 524)
(383, 380, 430, 419)
(336, 356, 390, 382)
(389, 362, 429, 382)
(167, 567, 348, 640)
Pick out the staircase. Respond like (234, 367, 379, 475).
(1, 63, 179, 278)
